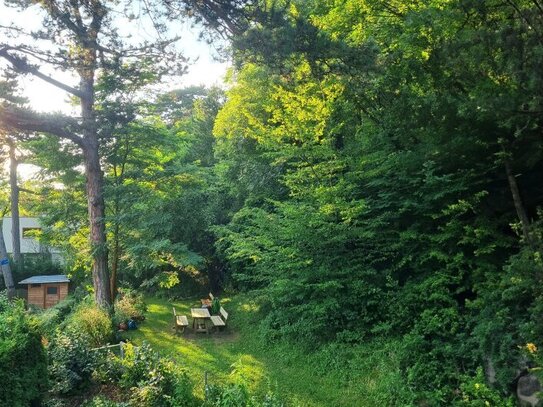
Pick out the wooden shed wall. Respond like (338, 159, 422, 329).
(27, 282, 69, 308)
(60, 283, 68, 300)
(27, 285, 43, 307)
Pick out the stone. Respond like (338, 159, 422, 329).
(517, 374, 541, 407)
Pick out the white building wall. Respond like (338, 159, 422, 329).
(2, 217, 62, 259)
(2, 217, 43, 253)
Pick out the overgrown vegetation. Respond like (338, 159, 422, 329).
(1, 0, 543, 405)
(0, 294, 47, 406)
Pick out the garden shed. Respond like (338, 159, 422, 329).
(19, 274, 69, 308)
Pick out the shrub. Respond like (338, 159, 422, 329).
(66, 300, 114, 347)
(42, 398, 68, 407)
(118, 342, 196, 407)
(81, 396, 129, 407)
(455, 368, 515, 406)
(47, 331, 98, 395)
(113, 289, 146, 326)
(0, 293, 48, 407)
(38, 295, 79, 336)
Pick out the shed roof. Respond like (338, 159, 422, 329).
(19, 274, 70, 284)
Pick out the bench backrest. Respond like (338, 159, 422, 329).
(220, 307, 228, 321)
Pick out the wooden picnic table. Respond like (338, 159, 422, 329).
(191, 307, 211, 333)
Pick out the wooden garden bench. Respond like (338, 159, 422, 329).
(219, 306, 228, 325)
(210, 315, 226, 331)
(210, 306, 228, 332)
(172, 307, 189, 334)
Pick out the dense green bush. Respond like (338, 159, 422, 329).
(47, 331, 98, 395)
(38, 294, 81, 336)
(118, 342, 197, 407)
(65, 300, 114, 347)
(113, 289, 146, 326)
(454, 368, 515, 406)
(0, 293, 48, 406)
(46, 297, 116, 395)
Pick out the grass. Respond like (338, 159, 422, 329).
(121, 295, 408, 406)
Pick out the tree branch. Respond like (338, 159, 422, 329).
(0, 105, 84, 147)
(18, 187, 39, 195)
(0, 47, 84, 98)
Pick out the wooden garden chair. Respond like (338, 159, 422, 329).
(172, 307, 189, 334)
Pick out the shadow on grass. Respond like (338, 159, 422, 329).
(121, 295, 347, 407)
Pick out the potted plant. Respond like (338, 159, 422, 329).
(211, 298, 221, 315)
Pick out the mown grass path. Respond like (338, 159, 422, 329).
(121, 295, 364, 406)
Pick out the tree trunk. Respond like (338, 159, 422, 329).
(80, 67, 111, 309)
(110, 221, 119, 302)
(109, 144, 129, 302)
(0, 218, 16, 299)
(82, 138, 111, 308)
(8, 139, 22, 267)
(504, 159, 534, 247)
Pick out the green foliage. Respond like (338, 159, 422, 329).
(117, 342, 197, 407)
(13, 256, 66, 283)
(81, 397, 130, 407)
(468, 245, 543, 391)
(65, 300, 114, 347)
(212, 0, 543, 402)
(211, 297, 221, 315)
(113, 289, 146, 326)
(311, 340, 416, 405)
(47, 331, 98, 395)
(5, 0, 543, 403)
(0, 293, 48, 406)
(38, 295, 80, 336)
(204, 358, 285, 407)
(455, 368, 515, 406)
(42, 398, 68, 407)
(204, 383, 284, 407)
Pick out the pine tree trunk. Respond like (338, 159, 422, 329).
(82, 137, 111, 308)
(80, 69, 111, 309)
(0, 218, 15, 299)
(8, 139, 22, 267)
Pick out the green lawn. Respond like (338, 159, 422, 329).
(120, 295, 398, 406)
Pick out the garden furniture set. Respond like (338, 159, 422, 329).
(173, 293, 229, 334)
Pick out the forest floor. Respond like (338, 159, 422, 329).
(120, 295, 392, 406)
